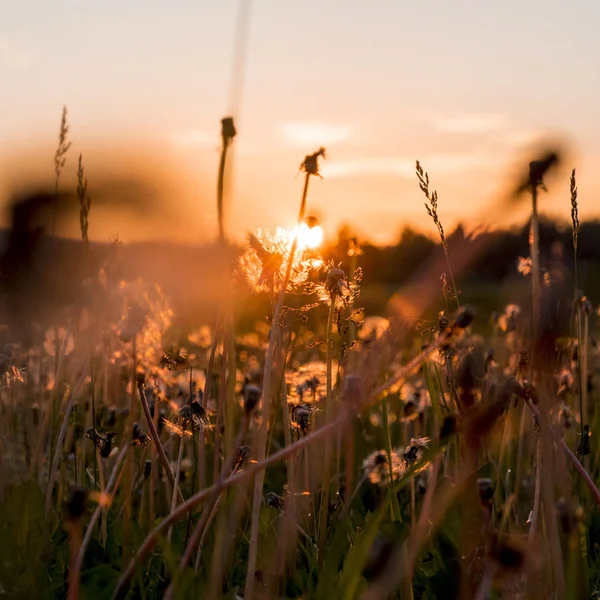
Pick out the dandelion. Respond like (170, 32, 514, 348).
(164, 403, 210, 438)
(290, 403, 317, 436)
(311, 261, 360, 309)
(238, 228, 321, 294)
(398, 436, 431, 473)
(362, 449, 406, 485)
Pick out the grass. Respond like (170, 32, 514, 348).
(2, 105, 600, 600)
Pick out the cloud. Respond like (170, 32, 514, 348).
(501, 129, 544, 148)
(281, 122, 354, 147)
(321, 157, 413, 178)
(0, 35, 32, 72)
(321, 152, 499, 178)
(169, 129, 216, 149)
(432, 113, 508, 134)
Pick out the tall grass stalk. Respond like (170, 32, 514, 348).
(570, 169, 588, 453)
(416, 160, 459, 310)
(113, 329, 446, 599)
(77, 153, 99, 493)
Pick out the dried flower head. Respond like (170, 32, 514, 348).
(362, 449, 406, 485)
(517, 256, 532, 276)
(286, 361, 334, 405)
(238, 228, 321, 293)
(160, 348, 189, 372)
(311, 261, 360, 309)
(300, 147, 327, 177)
(290, 403, 317, 436)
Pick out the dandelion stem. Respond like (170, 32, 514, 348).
(317, 298, 335, 566)
(245, 154, 322, 599)
(167, 434, 185, 543)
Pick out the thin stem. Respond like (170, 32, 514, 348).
(530, 184, 540, 353)
(528, 430, 541, 541)
(71, 444, 128, 593)
(45, 369, 88, 516)
(317, 298, 335, 565)
(138, 382, 184, 504)
(112, 336, 447, 600)
(167, 435, 185, 543)
(244, 170, 311, 599)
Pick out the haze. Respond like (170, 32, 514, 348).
(2, 0, 600, 245)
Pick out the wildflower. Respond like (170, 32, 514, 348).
(362, 449, 406, 485)
(517, 257, 532, 276)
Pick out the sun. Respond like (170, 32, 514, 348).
(293, 222, 323, 250)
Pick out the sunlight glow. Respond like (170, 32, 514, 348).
(293, 223, 323, 250)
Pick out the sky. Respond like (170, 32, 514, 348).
(2, 0, 600, 245)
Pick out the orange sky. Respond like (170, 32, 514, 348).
(3, 1, 600, 245)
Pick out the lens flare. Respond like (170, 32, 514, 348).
(293, 222, 323, 250)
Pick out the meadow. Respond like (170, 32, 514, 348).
(1, 107, 599, 600)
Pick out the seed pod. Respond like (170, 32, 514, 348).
(243, 384, 261, 415)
